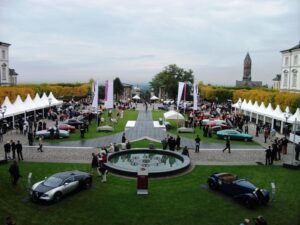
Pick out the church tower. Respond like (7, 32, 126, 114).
(243, 52, 251, 81)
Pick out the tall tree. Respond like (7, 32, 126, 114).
(113, 77, 124, 102)
(149, 64, 194, 100)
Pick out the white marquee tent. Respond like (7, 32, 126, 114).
(232, 98, 300, 134)
(164, 110, 185, 120)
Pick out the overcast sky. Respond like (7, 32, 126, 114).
(1, 0, 299, 86)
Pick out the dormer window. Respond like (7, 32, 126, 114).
(1, 50, 5, 59)
(1, 63, 7, 80)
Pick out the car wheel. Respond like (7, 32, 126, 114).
(53, 192, 62, 203)
(208, 180, 217, 190)
(84, 178, 92, 189)
(244, 197, 255, 208)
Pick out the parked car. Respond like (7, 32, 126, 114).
(58, 124, 76, 132)
(207, 172, 269, 208)
(216, 129, 253, 141)
(63, 119, 83, 128)
(35, 127, 69, 139)
(158, 104, 169, 111)
(30, 171, 92, 202)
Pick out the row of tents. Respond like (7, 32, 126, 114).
(232, 98, 300, 133)
(1, 92, 63, 119)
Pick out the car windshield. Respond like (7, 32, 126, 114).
(43, 176, 63, 187)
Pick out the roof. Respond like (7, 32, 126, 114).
(122, 83, 132, 87)
(272, 74, 281, 81)
(0, 42, 11, 47)
(280, 42, 300, 53)
(9, 69, 18, 76)
(244, 52, 251, 64)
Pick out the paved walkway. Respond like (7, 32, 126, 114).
(0, 105, 297, 166)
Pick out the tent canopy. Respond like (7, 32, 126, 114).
(164, 110, 184, 120)
(150, 95, 159, 100)
(132, 95, 140, 100)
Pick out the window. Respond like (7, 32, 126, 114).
(284, 56, 289, 66)
(292, 70, 297, 88)
(283, 71, 288, 87)
(294, 55, 299, 66)
(1, 64, 6, 80)
(1, 50, 5, 59)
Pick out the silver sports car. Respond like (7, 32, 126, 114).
(30, 171, 92, 202)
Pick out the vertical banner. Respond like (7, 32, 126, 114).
(92, 80, 98, 111)
(104, 80, 114, 109)
(177, 82, 185, 110)
(193, 81, 198, 111)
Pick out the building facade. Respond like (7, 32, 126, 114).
(272, 74, 281, 90)
(236, 52, 262, 87)
(280, 42, 300, 92)
(0, 42, 18, 86)
(121, 83, 133, 101)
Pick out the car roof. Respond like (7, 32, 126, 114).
(52, 171, 87, 179)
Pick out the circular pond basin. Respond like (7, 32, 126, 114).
(105, 149, 191, 177)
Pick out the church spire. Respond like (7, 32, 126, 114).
(243, 52, 252, 81)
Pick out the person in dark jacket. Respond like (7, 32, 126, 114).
(222, 136, 231, 153)
(4, 141, 11, 160)
(91, 153, 99, 175)
(16, 140, 23, 161)
(265, 146, 272, 165)
(10, 140, 16, 160)
(176, 135, 181, 150)
(9, 161, 20, 186)
(295, 142, 300, 161)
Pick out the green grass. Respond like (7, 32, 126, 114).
(152, 111, 259, 146)
(0, 162, 299, 225)
(47, 110, 138, 142)
(131, 139, 162, 149)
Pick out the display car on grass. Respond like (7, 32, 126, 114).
(30, 171, 92, 202)
(35, 127, 69, 139)
(158, 104, 169, 111)
(207, 172, 269, 208)
(216, 129, 253, 141)
(63, 118, 84, 128)
(58, 124, 76, 132)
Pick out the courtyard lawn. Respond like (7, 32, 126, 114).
(47, 110, 138, 142)
(0, 162, 299, 225)
(152, 111, 259, 146)
(131, 138, 162, 149)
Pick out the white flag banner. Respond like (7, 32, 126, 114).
(177, 82, 185, 110)
(104, 80, 114, 109)
(193, 82, 198, 111)
(92, 80, 98, 110)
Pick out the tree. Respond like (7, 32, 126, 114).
(113, 77, 123, 102)
(149, 64, 194, 100)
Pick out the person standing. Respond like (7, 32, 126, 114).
(265, 146, 272, 165)
(195, 135, 201, 153)
(0, 127, 3, 143)
(16, 140, 23, 161)
(91, 153, 99, 175)
(9, 161, 20, 186)
(10, 140, 16, 160)
(4, 141, 11, 160)
(182, 146, 189, 157)
(121, 133, 126, 143)
(222, 136, 231, 153)
(282, 137, 288, 154)
(37, 136, 43, 152)
(295, 142, 300, 161)
(176, 135, 181, 150)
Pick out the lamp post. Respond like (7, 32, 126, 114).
(283, 112, 290, 138)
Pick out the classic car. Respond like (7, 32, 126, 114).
(35, 127, 69, 139)
(63, 119, 83, 128)
(58, 124, 76, 132)
(207, 172, 269, 208)
(30, 171, 92, 202)
(158, 104, 169, 111)
(216, 129, 253, 141)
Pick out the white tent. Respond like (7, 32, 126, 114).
(150, 95, 159, 100)
(41, 92, 51, 107)
(273, 105, 285, 121)
(24, 94, 37, 111)
(48, 92, 63, 106)
(1, 96, 14, 118)
(265, 103, 274, 115)
(258, 102, 267, 115)
(33, 93, 45, 109)
(12, 95, 26, 115)
(232, 98, 242, 108)
(132, 95, 140, 100)
(288, 108, 300, 123)
(164, 110, 184, 120)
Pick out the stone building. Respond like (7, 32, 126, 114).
(236, 52, 262, 87)
(0, 42, 18, 86)
(279, 42, 300, 92)
(272, 74, 281, 90)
